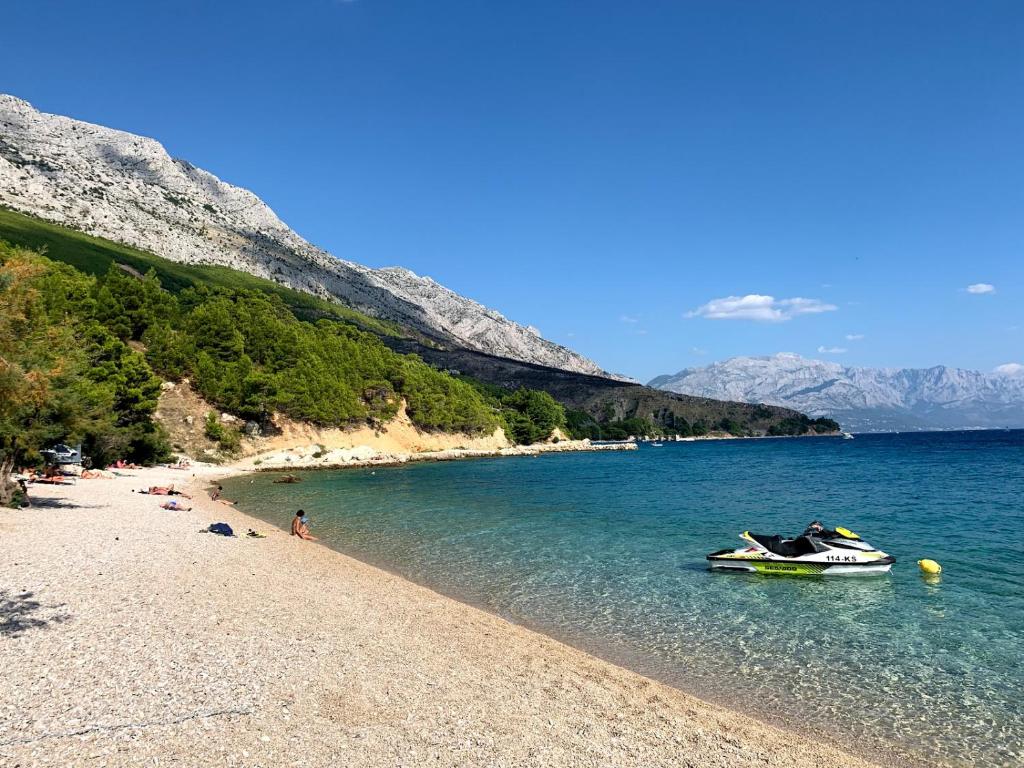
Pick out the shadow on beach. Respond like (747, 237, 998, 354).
(24, 496, 100, 510)
(0, 590, 71, 637)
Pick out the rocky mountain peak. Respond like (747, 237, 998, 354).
(650, 355, 1024, 431)
(0, 94, 620, 379)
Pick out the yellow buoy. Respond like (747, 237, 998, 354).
(918, 559, 942, 575)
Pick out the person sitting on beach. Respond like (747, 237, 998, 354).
(43, 465, 66, 481)
(32, 468, 69, 484)
(108, 459, 141, 470)
(291, 510, 317, 541)
(210, 485, 234, 504)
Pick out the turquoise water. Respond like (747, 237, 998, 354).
(224, 431, 1024, 766)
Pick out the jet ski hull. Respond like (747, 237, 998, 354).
(706, 530, 895, 576)
(707, 556, 895, 576)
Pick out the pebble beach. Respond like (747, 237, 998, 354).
(1, 466, 878, 768)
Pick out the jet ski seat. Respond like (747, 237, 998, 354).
(749, 533, 825, 558)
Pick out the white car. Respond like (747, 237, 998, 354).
(42, 443, 82, 465)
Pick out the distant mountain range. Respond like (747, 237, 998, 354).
(649, 353, 1024, 432)
(0, 94, 620, 379)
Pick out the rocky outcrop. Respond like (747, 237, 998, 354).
(0, 94, 616, 378)
(650, 353, 1024, 431)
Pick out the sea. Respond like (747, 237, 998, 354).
(222, 430, 1024, 767)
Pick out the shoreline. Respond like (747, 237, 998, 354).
(2, 465, 879, 767)
(224, 429, 842, 476)
(232, 436, 636, 473)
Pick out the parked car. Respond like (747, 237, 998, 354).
(41, 443, 82, 465)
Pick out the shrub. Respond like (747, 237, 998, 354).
(204, 413, 241, 453)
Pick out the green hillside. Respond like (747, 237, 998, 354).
(1, 217, 580, 500)
(0, 207, 405, 338)
(0, 206, 838, 449)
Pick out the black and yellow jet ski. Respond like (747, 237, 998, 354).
(706, 526, 895, 576)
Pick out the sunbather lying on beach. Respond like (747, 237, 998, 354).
(290, 510, 317, 541)
(29, 474, 70, 485)
(135, 486, 191, 497)
(81, 469, 114, 479)
(160, 499, 192, 511)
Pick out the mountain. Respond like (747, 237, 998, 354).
(0, 94, 616, 378)
(649, 353, 1024, 431)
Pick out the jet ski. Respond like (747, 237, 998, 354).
(706, 526, 894, 576)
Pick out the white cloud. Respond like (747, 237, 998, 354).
(966, 283, 995, 294)
(845, 333, 865, 341)
(691, 346, 708, 355)
(687, 294, 837, 322)
(817, 346, 847, 354)
(619, 314, 639, 324)
(994, 363, 1024, 377)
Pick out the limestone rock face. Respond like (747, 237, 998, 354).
(649, 353, 1024, 431)
(0, 94, 615, 378)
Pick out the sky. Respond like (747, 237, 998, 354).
(2, 1, 1022, 382)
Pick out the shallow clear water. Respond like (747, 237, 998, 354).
(224, 431, 1024, 766)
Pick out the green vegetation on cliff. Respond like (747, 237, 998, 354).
(0, 239, 551, 501)
(563, 408, 839, 440)
(124, 272, 499, 435)
(459, 378, 567, 444)
(0, 207, 404, 337)
(767, 415, 841, 436)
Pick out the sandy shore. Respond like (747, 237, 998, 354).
(1, 466, 877, 768)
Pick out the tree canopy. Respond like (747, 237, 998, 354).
(0, 245, 166, 504)
(4, 240, 575, 503)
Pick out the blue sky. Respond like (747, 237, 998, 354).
(3, 1, 1021, 381)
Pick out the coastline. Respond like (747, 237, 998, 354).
(2, 465, 878, 767)
(234, 436, 636, 472)
(157, 380, 637, 472)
